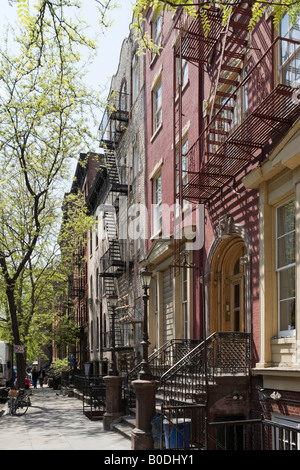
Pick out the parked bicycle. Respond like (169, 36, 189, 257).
(8, 388, 31, 416)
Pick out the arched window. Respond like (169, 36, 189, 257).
(120, 80, 127, 112)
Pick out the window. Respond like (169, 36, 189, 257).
(280, 14, 300, 86)
(154, 277, 159, 349)
(182, 267, 188, 339)
(91, 320, 94, 351)
(176, 57, 188, 92)
(242, 66, 248, 116)
(176, 135, 189, 210)
(89, 229, 92, 255)
(153, 173, 162, 234)
(152, 14, 162, 53)
(96, 268, 99, 298)
(133, 139, 139, 179)
(132, 54, 139, 103)
(120, 81, 127, 112)
(95, 217, 99, 249)
(153, 79, 162, 133)
(276, 200, 295, 336)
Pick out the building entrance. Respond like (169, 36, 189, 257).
(209, 235, 247, 334)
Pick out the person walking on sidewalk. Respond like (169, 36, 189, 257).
(38, 368, 45, 388)
(32, 367, 39, 388)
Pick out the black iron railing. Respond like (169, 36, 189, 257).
(123, 339, 200, 407)
(160, 332, 250, 403)
(157, 404, 300, 450)
(207, 418, 300, 450)
(159, 400, 207, 450)
(74, 375, 104, 393)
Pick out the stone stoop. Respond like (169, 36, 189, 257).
(113, 408, 136, 440)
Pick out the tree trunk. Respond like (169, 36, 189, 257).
(6, 285, 26, 388)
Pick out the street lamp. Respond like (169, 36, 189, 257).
(108, 293, 118, 376)
(139, 267, 152, 380)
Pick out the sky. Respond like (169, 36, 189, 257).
(1, 1, 134, 94)
(0, 0, 135, 183)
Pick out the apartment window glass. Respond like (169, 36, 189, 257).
(120, 81, 127, 112)
(276, 200, 296, 336)
(242, 66, 248, 116)
(95, 217, 99, 249)
(154, 277, 159, 348)
(152, 15, 162, 51)
(132, 54, 139, 103)
(153, 79, 162, 132)
(96, 268, 99, 298)
(182, 267, 188, 339)
(89, 229, 92, 255)
(176, 136, 189, 210)
(91, 320, 94, 351)
(90, 275, 93, 298)
(176, 57, 188, 92)
(153, 173, 162, 234)
(133, 140, 139, 178)
(280, 14, 300, 86)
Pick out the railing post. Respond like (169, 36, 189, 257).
(131, 379, 159, 450)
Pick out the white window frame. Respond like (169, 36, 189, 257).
(152, 14, 162, 53)
(153, 79, 162, 133)
(276, 199, 296, 337)
(182, 266, 189, 339)
(153, 173, 162, 235)
(279, 14, 300, 87)
(176, 134, 189, 207)
(176, 56, 189, 92)
(132, 54, 139, 103)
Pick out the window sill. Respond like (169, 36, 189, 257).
(150, 229, 162, 240)
(271, 335, 296, 345)
(174, 79, 190, 102)
(150, 123, 163, 143)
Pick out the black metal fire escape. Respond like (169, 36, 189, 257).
(98, 91, 133, 351)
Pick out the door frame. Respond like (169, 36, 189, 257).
(205, 219, 251, 336)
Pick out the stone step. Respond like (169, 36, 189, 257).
(113, 410, 136, 441)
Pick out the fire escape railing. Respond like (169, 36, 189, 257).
(159, 332, 251, 403)
(100, 240, 132, 277)
(98, 91, 129, 150)
(180, 37, 300, 203)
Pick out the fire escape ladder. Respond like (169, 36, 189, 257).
(207, 5, 251, 160)
(104, 152, 129, 194)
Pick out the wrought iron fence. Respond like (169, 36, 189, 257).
(156, 407, 300, 450)
(207, 418, 300, 450)
(74, 375, 105, 393)
(159, 401, 207, 450)
(74, 375, 106, 420)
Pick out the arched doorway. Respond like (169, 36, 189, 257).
(208, 234, 248, 334)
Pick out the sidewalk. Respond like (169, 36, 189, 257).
(0, 385, 131, 450)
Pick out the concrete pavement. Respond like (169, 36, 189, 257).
(0, 385, 131, 450)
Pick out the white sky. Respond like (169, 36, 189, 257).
(0, 0, 135, 182)
(1, 0, 134, 93)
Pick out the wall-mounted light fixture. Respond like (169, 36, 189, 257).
(232, 393, 243, 401)
(270, 391, 281, 401)
(257, 388, 281, 401)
